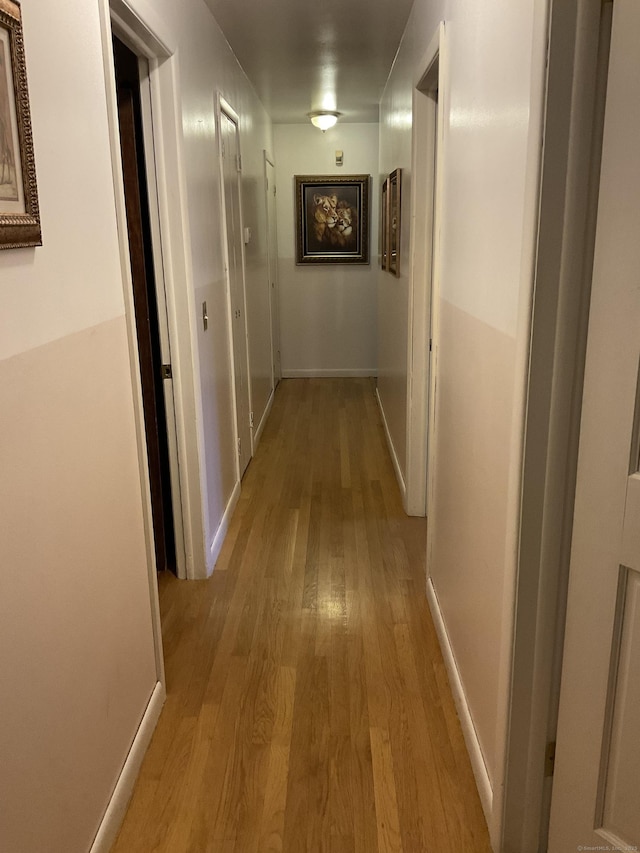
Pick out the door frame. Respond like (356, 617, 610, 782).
(501, 2, 614, 850)
(546, 3, 640, 844)
(136, 54, 185, 574)
(216, 93, 253, 478)
(264, 150, 281, 390)
(405, 23, 446, 518)
(99, 0, 207, 587)
(111, 37, 179, 579)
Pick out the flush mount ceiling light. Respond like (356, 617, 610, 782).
(309, 111, 341, 131)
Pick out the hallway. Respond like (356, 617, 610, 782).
(111, 378, 491, 852)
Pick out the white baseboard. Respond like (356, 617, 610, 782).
(281, 368, 377, 378)
(426, 578, 493, 823)
(89, 681, 165, 853)
(253, 389, 274, 452)
(375, 387, 407, 503)
(205, 479, 241, 577)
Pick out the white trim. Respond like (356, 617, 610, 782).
(376, 387, 407, 504)
(150, 54, 207, 580)
(501, 3, 613, 850)
(282, 368, 377, 378)
(424, 22, 447, 530)
(207, 480, 241, 577)
(264, 151, 275, 393)
(405, 22, 446, 518)
(109, 0, 176, 56)
(218, 93, 240, 125)
(426, 578, 493, 821)
(253, 388, 274, 451)
(264, 150, 282, 386)
(216, 93, 253, 475)
(214, 98, 241, 486)
(491, 0, 552, 845)
(98, 0, 166, 682)
(100, 0, 207, 581)
(137, 57, 187, 580)
(89, 682, 165, 853)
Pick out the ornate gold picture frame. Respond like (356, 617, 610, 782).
(0, 0, 41, 249)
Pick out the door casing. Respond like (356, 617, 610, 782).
(103, 0, 208, 582)
(112, 36, 178, 577)
(405, 24, 445, 520)
(547, 0, 639, 847)
(217, 95, 253, 479)
(265, 151, 281, 389)
(502, 2, 614, 850)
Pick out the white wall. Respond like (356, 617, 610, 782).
(0, 2, 157, 850)
(0, 0, 276, 848)
(377, 3, 434, 484)
(147, 0, 273, 575)
(378, 0, 548, 843)
(274, 123, 378, 377)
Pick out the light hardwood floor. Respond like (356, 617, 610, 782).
(111, 378, 492, 853)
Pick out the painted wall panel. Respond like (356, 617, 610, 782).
(378, 0, 548, 829)
(442, 0, 538, 337)
(0, 2, 126, 361)
(125, 0, 274, 567)
(0, 319, 157, 852)
(274, 123, 378, 376)
(0, 2, 159, 849)
(428, 299, 516, 775)
(0, 0, 276, 848)
(377, 0, 446, 485)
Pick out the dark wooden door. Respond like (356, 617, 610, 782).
(113, 37, 176, 574)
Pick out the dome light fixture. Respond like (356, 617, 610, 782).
(309, 111, 341, 132)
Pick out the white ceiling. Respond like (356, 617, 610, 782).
(203, 0, 415, 124)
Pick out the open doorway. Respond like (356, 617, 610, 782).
(111, 36, 177, 574)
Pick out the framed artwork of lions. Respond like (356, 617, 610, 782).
(295, 174, 370, 264)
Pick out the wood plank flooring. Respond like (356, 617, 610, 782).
(111, 378, 492, 853)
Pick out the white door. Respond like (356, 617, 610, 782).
(548, 2, 640, 849)
(220, 109, 251, 476)
(265, 155, 281, 385)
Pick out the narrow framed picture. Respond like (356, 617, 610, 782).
(381, 176, 389, 270)
(295, 174, 370, 264)
(388, 168, 401, 276)
(0, 0, 41, 249)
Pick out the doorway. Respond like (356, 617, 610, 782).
(218, 100, 252, 478)
(112, 36, 177, 574)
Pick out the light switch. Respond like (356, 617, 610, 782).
(336, 150, 343, 167)
(244, 226, 251, 244)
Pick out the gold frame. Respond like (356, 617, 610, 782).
(0, 0, 41, 249)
